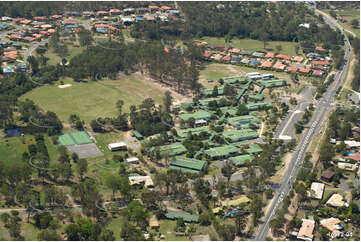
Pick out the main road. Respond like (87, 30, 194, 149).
(255, 7, 352, 241)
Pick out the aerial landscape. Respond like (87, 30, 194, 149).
(0, 1, 360, 241)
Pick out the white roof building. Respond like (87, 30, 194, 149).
(344, 140, 360, 147)
(129, 175, 154, 187)
(299, 23, 310, 28)
(326, 194, 348, 207)
(308, 182, 325, 200)
(126, 157, 139, 163)
(108, 142, 127, 151)
(246, 72, 260, 77)
(338, 162, 358, 171)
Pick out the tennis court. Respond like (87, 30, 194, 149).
(58, 131, 93, 146)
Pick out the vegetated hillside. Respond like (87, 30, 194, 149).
(180, 1, 342, 45)
(318, 1, 360, 10)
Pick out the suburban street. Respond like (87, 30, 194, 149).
(255, 6, 353, 240)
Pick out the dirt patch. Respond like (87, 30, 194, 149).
(269, 152, 293, 183)
(58, 84, 72, 88)
(132, 72, 191, 106)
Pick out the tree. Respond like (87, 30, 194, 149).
(65, 218, 101, 241)
(276, 45, 282, 53)
(116, 100, 124, 114)
(351, 19, 359, 28)
(163, 91, 173, 113)
(212, 85, 218, 97)
(78, 29, 93, 49)
(235, 213, 247, 236)
(100, 229, 116, 241)
(76, 158, 88, 181)
(104, 174, 122, 200)
(237, 104, 249, 115)
(216, 223, 236, 241)
(37, 230, 61, 241)
(221, 161, 234, 182)
(120, 221, 145, 241)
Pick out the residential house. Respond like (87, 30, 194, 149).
(321, 170, 335, 182)
(273, 61, 286, 71)
(326, 194, 348, 207)
(320, 218, 343, 237)
(275, 54, 291, 61)
(129, 175, 154, 188)
(312, 69, 324, 77)
(261, 61, 273, 69)
(287, 66, 298, 73)
(264, 52, 274, 59)
(297, 219, 315, 241)
(293, 56, 304, 62)
(308, 182, 325, 199)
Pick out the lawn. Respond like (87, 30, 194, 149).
(42, 43, 86, 66)
(196, 37, 299, 56)
(0, 136, 31, 165)
(20, 75, 165, 124)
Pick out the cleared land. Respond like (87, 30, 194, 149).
(20, 75, 165, 123)
(196, 37, 299, 56)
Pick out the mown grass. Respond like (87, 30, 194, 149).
(196, 37, 300, 56)
(20, 75, 165, 124)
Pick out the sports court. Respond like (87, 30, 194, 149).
(58, 131, 94, 146)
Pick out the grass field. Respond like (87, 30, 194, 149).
(196, 37, 299, 56)
(42, 42, 85, 66)
(20, 75, 165, 123)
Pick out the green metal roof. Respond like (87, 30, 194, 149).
(176, 127, 209, 138)
(133, 130, 143, 140)
(246, 143, 263, 154)
(170, 156, 207, 173)
(220, 107, 238, 116)
(246, 102, 272, 111)
(179, 110, 212, 121)
(181, 102, 194, 110)
(248, 93, 264, 101)
(229, 154, 254, 166)
(257, 79, 287, 88)
(204, 145, 240, 159)
(223, 129, 259, 142)
(252, 51, 265, 57)
(200, 86, 225, 96)
(220, 76, 248, 85)
(150, 142, 187, 157)
(199, 97, 224, 106)
(165, 210, 199, 222)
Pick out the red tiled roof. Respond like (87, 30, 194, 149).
(275, 54, 291, 60)
(293, 56, 304, 62)
(109, 9, 121, 13)
(312, 60, 329, 66)
(149, 5, 159, 9)
(203, 52, 212, 58)
(273, 61, 286, 69)
(34, 16, 47, 20)
(96, 11, 108, 14)
(264, 52, 274, 58)
(222, 55, 231, 61)
(315, 46, 326, 51)
(299, 68, 311, 73)
(349, 153, 360, 161)
(229, 48, 241, 54)
(287, 66, 298, 73)
(50, 14, 62, 19)
(161, 6, 172, 10)
(312, 69, 324, 76)
(261, 61, 273, 68)
(9, 34, 22, 39)
(164, 47, 170, 53)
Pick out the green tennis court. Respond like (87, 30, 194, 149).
(58, 131, 93, 146)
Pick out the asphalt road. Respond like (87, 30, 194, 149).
(255, 7, 352, 240)
(275, 86, 314, 140)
